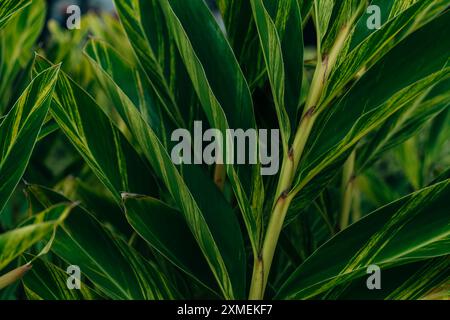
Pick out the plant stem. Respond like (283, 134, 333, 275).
(248, 256, 264, 300)
(260, 191, 294, 292)
(248, 20, 356, 299)
(339, 150, 356, 230)
(248, 71, 322, 299)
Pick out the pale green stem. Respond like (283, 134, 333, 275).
(248, 60, 323, 300)
(339, 150, 356, 230)
(248, 256, 264, 300)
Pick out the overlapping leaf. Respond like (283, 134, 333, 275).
(0, 0, 30, 30)
(22, 256, 103, 300)
(357, 76, 450, 172)
(84, 39, 173, 147)
(289, 11, 450, 217)
(277, 179, 450, 299)
(250, 0, 303, 149)
(332, 257, 449, 300)
(33, 55, 159, 204)
(113, 0, 185, 128)
(0, 204, 70, 271)
(26, 185, 178, 300)
(321, 0, 360, 52)
(36, 53, 246, 299)
(323, 0, 445, 106)
(72, 179, 133, 237)
(0, 64, 59, 214)
(0, 0, 46, 110)
(157, 0, 263, 252)
(0, 204, 72, 289)
(217, 0, 266, 89)
(123, 194, 218, 295)
(115, 0, 262, 257)
(313, 0, 334, 45)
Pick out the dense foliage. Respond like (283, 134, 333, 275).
(0, 0, 449, 300)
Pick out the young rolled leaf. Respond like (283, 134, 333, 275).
(0, 264, 32, 290)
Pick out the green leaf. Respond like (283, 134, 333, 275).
(72, 179, 133, 237)
(321, 0, 360, 52)
(277, 179, 450, 299)
(0, 64, 60, 214)
(32, 55, 159, 204)
(250, 0, 304, 149)
(0, 0, 46, 109)
(160, 0, 256, 131)
(113, 0, 257, 265)
(313, 0, 334, 44)
(83, 39, 173, 147)
(0, 0, 31, 30)
(113, 0, 185, 128)
(357, 76, 450, 172)
(299, 0, 313, 19)
(289, 11, 450, 216)
(35, 54, 246, 299)
(425, 103, 450, 169)
(383, 257, 449, 300)
(22, 256, 103, 300)
(0, 204, 70, 271)
(349, 0, 433, 50)
(331, 257, 449, 300)
(217, 0, 266, 89)
(323, 0, 444, 106)
(26, 185, 179, 300)
(157, 0, 263, 254)
(395, 137, 422, 189)
(123, 194, 218, 295)
(0, 203, 73, 290)
(357, 170, 401, 207)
